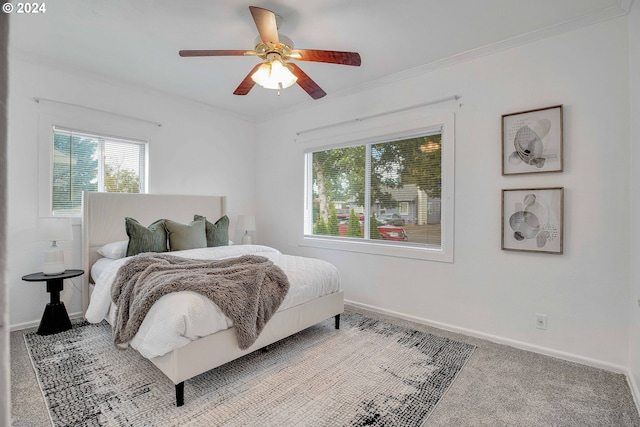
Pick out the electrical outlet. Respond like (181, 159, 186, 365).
(535, 313, 547, 330)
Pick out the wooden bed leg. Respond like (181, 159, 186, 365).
(335, 314, 341, 329)
(176, 382, 184, 407)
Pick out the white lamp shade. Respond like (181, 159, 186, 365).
(37, 217, 73, 242)
(236, 215, 256, 232)
(251, 60, 297, 90)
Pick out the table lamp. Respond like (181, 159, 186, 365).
(37, 217, 73, 275)
(236, 215, 256, 245)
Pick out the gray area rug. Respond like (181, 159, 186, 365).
(24, 312, 475, 426)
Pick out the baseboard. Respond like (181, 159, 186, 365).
(627, 369, 640, 416)
(10, 319, 40, 332)
(345, 299, 629, 375)
(10, 311, 84, 332)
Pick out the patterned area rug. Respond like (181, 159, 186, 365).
(24, 311, 475, 426)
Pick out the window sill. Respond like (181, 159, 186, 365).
(300, 235, 453, 263)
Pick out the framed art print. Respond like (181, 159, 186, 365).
(502, 105, 563, 175)
(502, 187, 564, 254)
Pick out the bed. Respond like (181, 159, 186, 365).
(81, 192, 344, 406)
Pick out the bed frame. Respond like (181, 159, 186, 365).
(81, 192, 344, 406)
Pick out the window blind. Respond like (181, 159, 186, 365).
(52, 127, 147, 214)
(307, 131, 442, 247)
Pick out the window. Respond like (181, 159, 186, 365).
(399, 202, 409, 215)
(51, 127, 147, 214)
(303, 112, 454, 262)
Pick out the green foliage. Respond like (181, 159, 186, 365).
(313, 147, 366, 206)
(369, 214, 382, 240)
(371, 133, 442, 198)
(52, 132, 143, 213)
(397, 134, 442, 198)
(53, 133, 98, 212)
(314, 215, 328, 235)
(347, 209, 363, 238)
(312, 133, 442, 220)
(105, 164, 140, 193)
(327, 205, 340, 236)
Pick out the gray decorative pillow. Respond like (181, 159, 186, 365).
(194, 214, 229, 247)
(165, 217, 207, 251)
(125, 217, 168, 257)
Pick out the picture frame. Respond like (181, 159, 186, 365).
(502, 187, 564, 254)
(502, 105, 563, 175)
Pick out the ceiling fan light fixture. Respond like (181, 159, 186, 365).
(251, 58, 297, 90)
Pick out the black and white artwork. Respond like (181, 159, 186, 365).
(502, 105, 563, 175)
(502, 187, 563, 254)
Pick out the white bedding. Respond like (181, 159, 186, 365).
(90, 257, 114, 283)
(85, 245, 340, 359)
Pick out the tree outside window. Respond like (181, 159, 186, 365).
(52, 127, 146, 214)
(308, 132, 442, 247)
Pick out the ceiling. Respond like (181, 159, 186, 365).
(8, 0, 632, 121)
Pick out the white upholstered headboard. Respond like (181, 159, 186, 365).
(81, 192, 227, 313)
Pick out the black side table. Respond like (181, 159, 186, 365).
(22, 269, 84, 335)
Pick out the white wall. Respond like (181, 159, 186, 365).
(628, 1, 640, 402)
(7, 58, 257, 328)
(255, 18, 631, 369)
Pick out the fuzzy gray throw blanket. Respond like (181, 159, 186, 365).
(111, 253, 290, 350)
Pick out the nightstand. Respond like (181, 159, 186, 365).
(22, 269, 84, 335)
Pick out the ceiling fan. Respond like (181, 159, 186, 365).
(179, 6, 361, 100)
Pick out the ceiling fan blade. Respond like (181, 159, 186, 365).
(289, 63, 326, 100)
(179, 50, 249, 57)
(233, 64, 262, 96)
(289, 49, 361, 66)
(249, 6, 279, 45)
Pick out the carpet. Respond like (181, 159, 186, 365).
(24, 311, 475, 426)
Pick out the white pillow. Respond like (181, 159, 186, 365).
(97, 240, 128, 259)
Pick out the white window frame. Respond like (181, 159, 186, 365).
(301, 112, 455, 263)
(38, 112, 152, 220)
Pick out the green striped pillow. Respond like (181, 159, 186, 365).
(194, 215, 229, 247)
(125, 217, 168, 256)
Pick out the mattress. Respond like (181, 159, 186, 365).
(85, 245, 341, 358)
